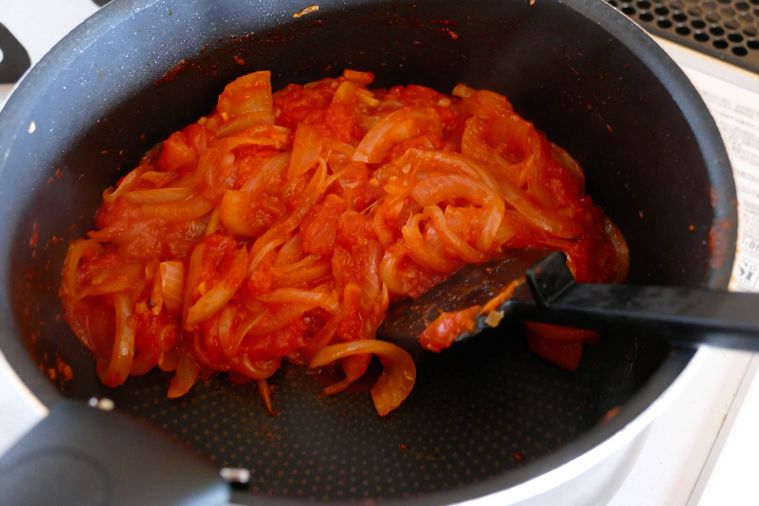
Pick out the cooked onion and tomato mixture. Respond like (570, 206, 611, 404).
(60, 70, 628, 416)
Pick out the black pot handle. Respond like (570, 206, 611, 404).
(0, 401, 229, 505)
(0, 23, 31, 84)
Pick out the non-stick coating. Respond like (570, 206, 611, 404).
(0, 0, 736, 504)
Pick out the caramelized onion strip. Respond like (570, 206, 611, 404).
(310, 340, 416, 416)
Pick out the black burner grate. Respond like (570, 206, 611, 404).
(605, 0, 759, 73)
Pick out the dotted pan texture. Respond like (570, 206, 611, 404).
(90, 325, 666, 503)
(606, 0, 759, 72)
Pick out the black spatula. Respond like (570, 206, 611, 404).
(378, 249, 759, 352)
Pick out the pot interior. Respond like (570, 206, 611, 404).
(0, 0, 734, 504)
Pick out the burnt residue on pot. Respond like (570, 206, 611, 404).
(17, 215, 74, 391)
(153, 4, 466, 93)
(44, 354, 74, 387)
(155, 59, 211, 87)
(710, 216, 738, 273)
(706, 184, 739, 275)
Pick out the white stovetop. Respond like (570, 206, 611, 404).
(2, 2, 759, 505)
(610, 38, 759, 506)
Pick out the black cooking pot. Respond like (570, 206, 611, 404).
(0, 0, 737, 504)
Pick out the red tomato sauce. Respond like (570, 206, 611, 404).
(60, 69, 628, 414)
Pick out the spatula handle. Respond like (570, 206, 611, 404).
(526, 252, 759, 350)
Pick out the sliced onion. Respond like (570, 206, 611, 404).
(97, 293, 136, 388)
(102, 164, 149, 203)
(272, 253, 317, 274)
(216, 111, 276, 136)
(245, 304, 311, 335)
(423, 205, 485, 263)
(158, 348, 179, 372)
(288, 124, 322, 180)
(182, 243, 205, 327)
(478, 202, 505, 251)
(140, 196, 214, 222)
(130, 323, 176, 375)
(167, 351, 200, 398)
(248, 236, 287, 275)
(189, 329, 222, 371)
(353, 107, 440, 164)
(158, 261, 184, 315)
(332, 80, 359, 105)
(205, 208, 220, 236)
(411, 174, 495, 208)
(342, 69, 374, 86)
(451, 83, 475, 99)
(404, 149, 502, 195)
(498, 176, 583, 239)
(302, 318, 338, 359)
(272, 257, 331, 285)
(217, 70, 273, 121)
(236, 356, 280, 380)
(77, 263, 145, 300)
(186, 247, 249, 326)
(310, 340, 416, 416)
(379, 247, 407, 295)
(248, 161, 327, 263)
(216, 132, 288, 151)
(274, 235, 303, 266)
(322, 354, 371, 396)
(61, 239, 102, 298)
(123, 187, 193, 205)
(220, 190, 257, 237)
(401, 213, 458, 273)
(258, 288, 340, 314)
(494, 215, 518, 245)
(257, 379, 275, 415)
(222, 311, 265, 358)
(138, 170, 177, 187)
(550, 142, 585, 188)
(240, 152, 290, 192)
(372, 195, 407, 248)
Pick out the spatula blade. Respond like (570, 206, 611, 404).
(378, 249, 556, 350)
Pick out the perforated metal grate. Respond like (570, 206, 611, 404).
(605, 0, 759, 73)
